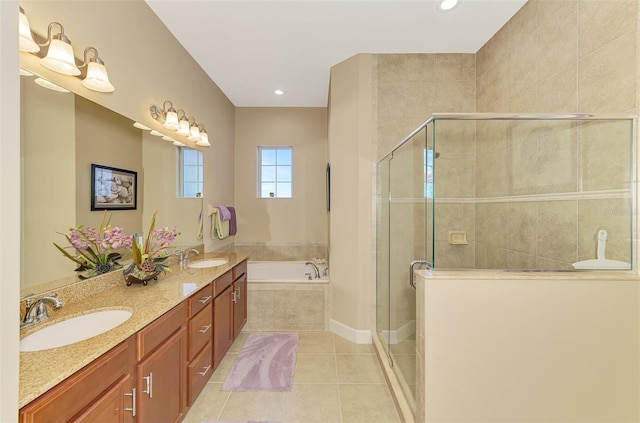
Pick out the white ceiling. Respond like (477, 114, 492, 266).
(146, 0, 527, 107)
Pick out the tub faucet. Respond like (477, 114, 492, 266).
(305, 261, 320, 279)
(21, 294, 62, 329)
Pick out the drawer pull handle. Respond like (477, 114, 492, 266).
(199, 365, 212, 377)
(198, 324, 212, 334)
(124, 387, 136, 416)
(235, 286, 241, 300)
(143, 372, 153, 398)
(199, 295, 212, 304)
(232, 290, 237, 304)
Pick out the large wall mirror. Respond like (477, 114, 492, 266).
(20, 72, 203, 297)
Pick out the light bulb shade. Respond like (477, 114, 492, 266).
(19, 9, 39, 53)
(41, 37, 80, 76)
(162, 135, 176, 142)
(81, 60, 115, 92)
(150, 130, 164, 137)
(188, 124, 201, 141)
(173, 140, 186, 147)
(176, 117, 190, 136)
(196, 131, 211, 147)
(163, 110, 179, 130)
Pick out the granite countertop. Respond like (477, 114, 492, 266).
(19, 251, 248, 408)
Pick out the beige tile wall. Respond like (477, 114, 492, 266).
(474, 0, 636, 270)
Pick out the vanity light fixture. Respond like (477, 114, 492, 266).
(196, 124, 211, 147)
(176, 113, 190, 136)
(18, 7, 39, 53)
(162, 101, 180, 130)
(80, 47, 114, 92)
(39, 22, 81, 76)
(187, 117, 201, 142)
(149, 100, 211, 147)
(18, 8, 116, 92)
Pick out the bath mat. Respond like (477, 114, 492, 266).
(222, 333, 298, 391)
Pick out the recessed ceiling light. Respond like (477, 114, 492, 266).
(274, 89, 285, 96)
(439, 0, 459, 11)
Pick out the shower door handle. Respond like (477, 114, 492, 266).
(409, 260, 428, 289)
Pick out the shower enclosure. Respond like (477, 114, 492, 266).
(376, 113, 636, 416)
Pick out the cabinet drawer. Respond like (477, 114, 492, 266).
(213, 270, 233, 297)
(20, 338, 133, 423)
(233, 260, 247, 280)
(188, 341, 213, 407)
(188, 303, 213, 361)
(189, 283, 213, 317)
(137, 302, 186, 360)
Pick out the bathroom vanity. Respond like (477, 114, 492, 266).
(18, 252, 248, 423)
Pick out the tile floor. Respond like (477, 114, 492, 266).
(183, 331, 402, 423)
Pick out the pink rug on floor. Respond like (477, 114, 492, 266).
(222, 333, 298, 391)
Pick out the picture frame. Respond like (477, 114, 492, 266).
(91, 164, 137, 210)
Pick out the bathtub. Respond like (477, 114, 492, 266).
(247, 260, 329, 283)
(245, 260, 330, 331)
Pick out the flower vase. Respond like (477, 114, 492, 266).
(123, 263, 162, 286)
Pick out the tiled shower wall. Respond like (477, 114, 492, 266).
(376, 0, 637, 271)
(474, 0, 637, 270)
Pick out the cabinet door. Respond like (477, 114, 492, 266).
(187, 341, 213, 407)
(70, 374, 134, 423)
(233, 275, 247, 337)
(137, 327, 186, 423)
(213, 285, 234, 369)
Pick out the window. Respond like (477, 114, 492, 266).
(179, 147, 203, 198)
(258, 146, 292, 198)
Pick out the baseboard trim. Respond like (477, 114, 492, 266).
(330, 319, 372, 344)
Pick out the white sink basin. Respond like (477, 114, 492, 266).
(20, 309, 132, 352)
(189, 258, 228, 269)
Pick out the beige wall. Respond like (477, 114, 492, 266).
(474, 0, 637, 270)
(2, 1, 21, 420)
(328, 54, 373, 335)
(417, 274, 639, 423)
(234, 108, 328, 246)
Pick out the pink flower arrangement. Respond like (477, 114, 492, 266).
(130, 211, 180, 276)
(54, 212, 132, 276)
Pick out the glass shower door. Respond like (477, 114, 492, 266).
(387, 126, 429, 411)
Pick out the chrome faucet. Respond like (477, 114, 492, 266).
(305, 261, 320, 279)
(21, 294, 63, 328)
(177, 249, 199, 270)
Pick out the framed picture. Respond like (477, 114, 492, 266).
(91, 164, 137, 210)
